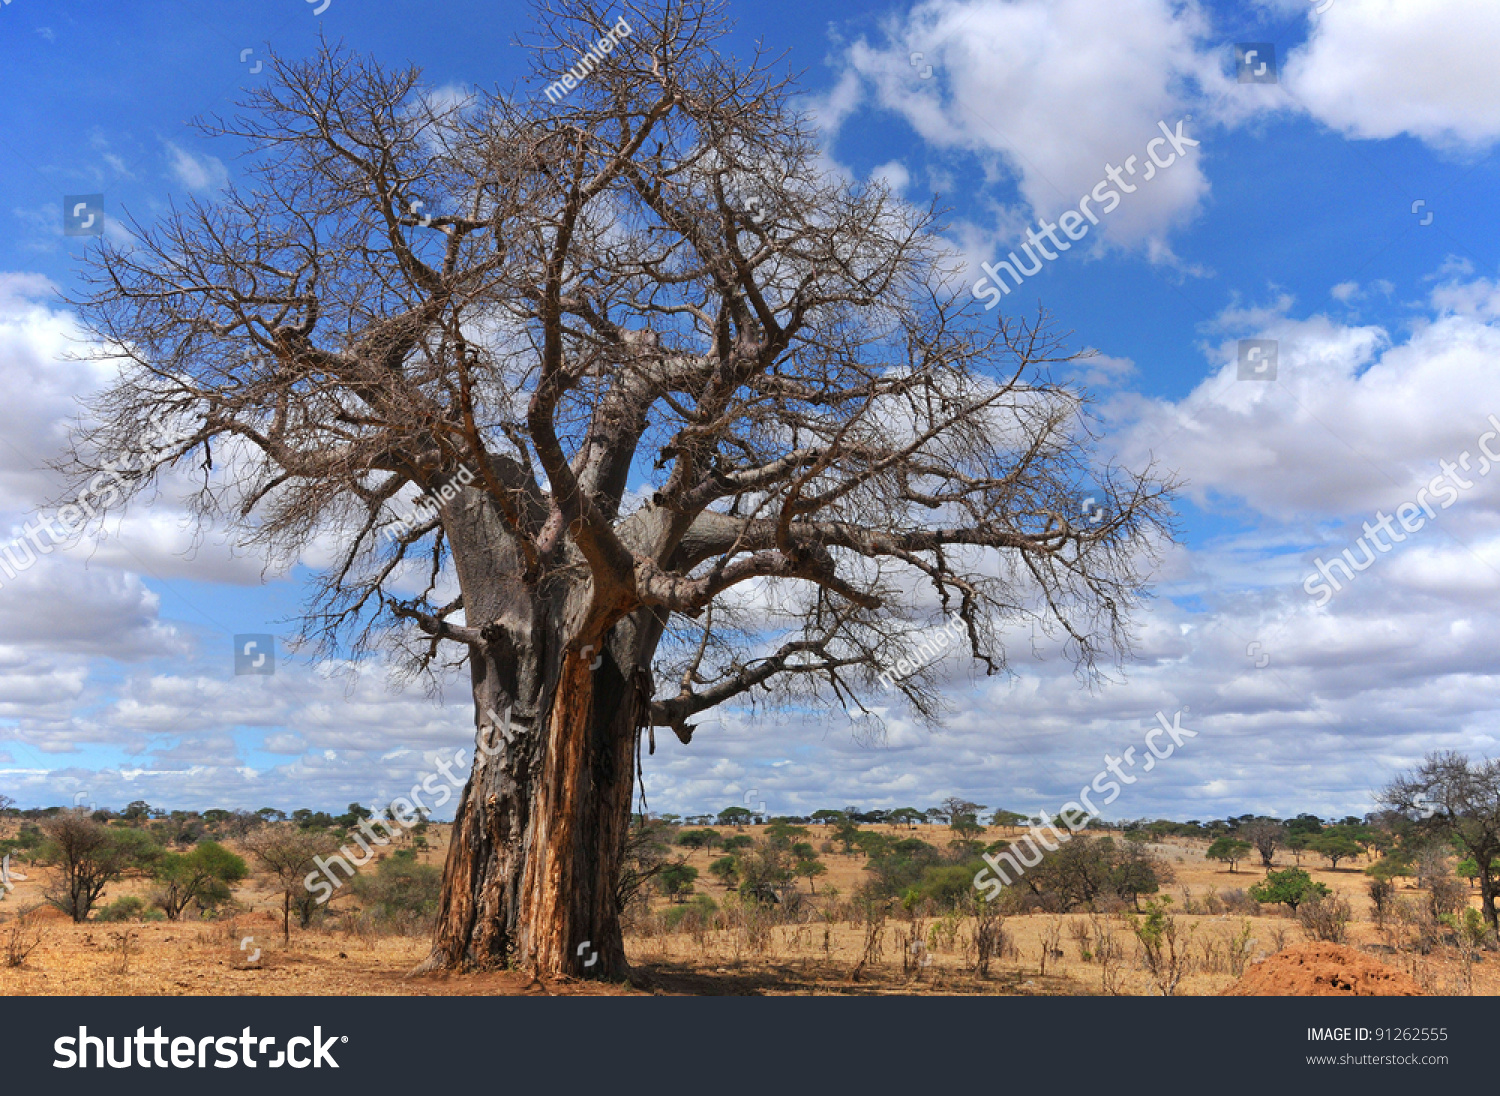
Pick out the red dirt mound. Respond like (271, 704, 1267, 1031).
(1222, 942, 1422, 996)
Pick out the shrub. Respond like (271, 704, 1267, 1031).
(1249, 868, 1329, 913)
(95, 895, 147, 922)
(1297, 894, 1351, 943)
(1427, 873, 1468, 921)
(1368, 877, 1395, 926)
(662, 894, 718, 931)
(349, 854, 441, 934)
(1129, 896, 1194, 996)
(1219, 888, 1260, 915)
(152, 841, 248, 920)
(2, 904, 46, 967)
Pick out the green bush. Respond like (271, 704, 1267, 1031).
(95, 895, 146, 922)
(663, 894, 718, 930)
(350, 853, 441, 933)
(1249, 868, 1329, 912)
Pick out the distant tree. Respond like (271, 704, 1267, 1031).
(832, 819, 862, 854)
(717, 806, 754, 830)
(888, 808, 924, 830)
(939, 798, 986, 826)
(1309, 832, 1361, 871)
(336, 802, 373, 828)
(989, 808, 1028, 828)
(152, 841, 249, 920)
(708, 856, 739, 891)
(1455, 857, 1490, 889)
(951, 814, 984, 841)
(1286, 813, 1324, 838)
(1205, 837, 1252, 873)
(676, 829, 721, 851)
(764, 822, 809, 849)
(40, 812, 161, 922)
(810, 810, 846, 827)
(244, 825, 339, 942)
(256, 807, 287, 823)
(1239, 818, 1285, 868)
(121, 800, 155, 824)
(735, 843, 795, 904)
(795, 853, 827, 893)
(1286, 833, 1311, 865)
(614, 818, 676, 915)
(720, 834, 753, 853)
(656, 863, 699, 903)
(1249, 868, 1329, 913)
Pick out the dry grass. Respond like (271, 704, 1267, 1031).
(0, 821, 1495, 996)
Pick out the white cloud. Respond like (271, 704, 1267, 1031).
(839, 0, 1234, 252)
(164, 142, 228, 193)
(1285, 0, 1500, 149)
(1113, 273, 1500, 523)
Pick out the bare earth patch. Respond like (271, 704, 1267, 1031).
(1223, 942, 1424, 996)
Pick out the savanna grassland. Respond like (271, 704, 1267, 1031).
(0, 814, 1490, 996)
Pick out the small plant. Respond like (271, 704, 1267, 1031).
(108, 928, 138, 974)
(3, 904, 46, 967)
(1297, 894, 1352, 944)
(1038, 917, 1063, 976)
(1439, 908, 1492, 995)
(969, 900, 1005, 978)
(1368, 876, 1395, 928)
(1067, 917, 1092, 960)
(1128, 896, 1194, 996)
(1227, 920, 1256, 978)
(1090, 913, 1125, 995)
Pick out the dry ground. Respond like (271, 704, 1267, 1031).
(0, 822, 1490, 996)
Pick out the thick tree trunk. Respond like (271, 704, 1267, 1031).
(419, 630, 643, 979)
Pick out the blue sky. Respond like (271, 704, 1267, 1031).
(3, 0, 1500, 822)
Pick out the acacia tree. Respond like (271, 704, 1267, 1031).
(1239, 818, 1284, 868)
(62, 0, 1172, 977)
(1384, 752, 1500, 931)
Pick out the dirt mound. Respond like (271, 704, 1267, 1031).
(1223, 942, 1423, 996)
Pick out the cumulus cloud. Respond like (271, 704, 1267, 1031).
(838, 0, 1234, 253)
(1284, 0, 1500, 149)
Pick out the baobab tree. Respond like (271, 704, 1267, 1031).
(61, 0, 1173, 977)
